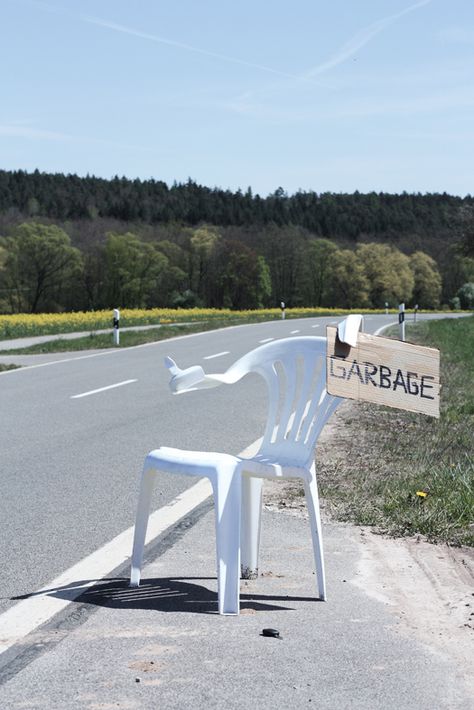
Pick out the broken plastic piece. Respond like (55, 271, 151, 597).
(337, 314, 364, 348)
(165, 356, 206, 393)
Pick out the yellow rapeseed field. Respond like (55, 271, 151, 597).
(0, 307, 388, 340)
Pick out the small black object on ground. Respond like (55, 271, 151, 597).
(261, 628, 282, 639)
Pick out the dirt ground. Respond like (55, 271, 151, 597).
(263, 403, 474, 696)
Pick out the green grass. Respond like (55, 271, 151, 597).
(0, 363, 20, 372)
(0, 319, 260, 354)
(318, 315, 474, 546)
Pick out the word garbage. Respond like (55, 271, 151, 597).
(329, 357, 435, 400)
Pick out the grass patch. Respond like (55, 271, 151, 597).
(0, 363, 20, 372)
(0, 321, 244, 354)
(318, 315, 474, 546)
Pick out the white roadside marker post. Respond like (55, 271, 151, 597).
(280, 301, 286, 320)
(385, 301, 389, 315)
(113, 308, 120, 346)
(398, 303, 405, 342)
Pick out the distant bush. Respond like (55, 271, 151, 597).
(457, 282, 474, 309)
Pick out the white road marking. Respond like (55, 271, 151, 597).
(290, 330, 300, 334)
(374, 321, 398, 336)
(71, 379, 137, 399)
(0, 322, 254, 376)
(311, 324, 320, 329)
(0, 315, 465, 377)
(203, 351, 230, 360)
(259, 337, 274, 343)
(0, 438, 262, 655)
(0, 478, 211, 656)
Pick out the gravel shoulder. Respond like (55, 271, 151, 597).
(264, 402, 474, 695)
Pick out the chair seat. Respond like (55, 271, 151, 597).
(146, 446, 311, 482)
(145, 447, 239, 480)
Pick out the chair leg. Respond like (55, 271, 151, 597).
(212, 466, 242, 615)
(240, 475, 263, 579)
(304, 468, 326, 601)
(130, 463, 156, 588)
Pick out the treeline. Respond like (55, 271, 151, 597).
(0, 169, 472, 248)
(0, 170, 473, 314)
(0, 221, 466, 314)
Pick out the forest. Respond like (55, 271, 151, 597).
(0, 169, 473, 314)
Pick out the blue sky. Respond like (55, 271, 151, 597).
(1, 0, 473, 196)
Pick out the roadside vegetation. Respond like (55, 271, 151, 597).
(0, 306, 385, 342)
(318, 316, 474, 546)
(0, 320, 254, 353)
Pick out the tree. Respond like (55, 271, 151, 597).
(303, 238, 339, 306)
(456, 282, 474, 309)
(0, 222, 82, 312)
(260, 225, 307, 306)
(153, 240, 188, 306)
(211, 240, 271, 309)
(188, 226, 220, 303)
(256, 255, 272, 307)
(356, 243, 414, 308)
(409, 251, 442, 308)
(329, 249, 370, 308)
(0, 243, 9, 312)
(459, 206, 474, 257)
(103, 232, 168, 308)
(440, 247, 474, 303)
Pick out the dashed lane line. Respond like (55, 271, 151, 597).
(71, 379, 137, 399)
(203, 351, 230, 360)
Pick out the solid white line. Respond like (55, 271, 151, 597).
(0, 314, 464, 377)
(290, 330, 300, 334)
(0, 437, 262, 656)
(259, 337, 274, 343)
(374, 321, 398, 336)
(0, 478, 212, 656)
(0, 322, 266, 376)
(203, 351, 230, 360)
(71, 379, 137, 399)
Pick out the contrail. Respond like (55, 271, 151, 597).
(81, 14, 306, 82)
(22, 0, 307, 81)
(305, 0, 432, 77)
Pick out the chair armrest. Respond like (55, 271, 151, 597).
(165, 357, 236, 394)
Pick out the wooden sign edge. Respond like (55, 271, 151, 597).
(325, 326, 440, 418)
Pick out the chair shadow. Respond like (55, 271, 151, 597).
(12, 577, 322, 615)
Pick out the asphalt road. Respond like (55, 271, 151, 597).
(0, 313, 461, 615)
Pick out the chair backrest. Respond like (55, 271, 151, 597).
(226, 337, 341, 468)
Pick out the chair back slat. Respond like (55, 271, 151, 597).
(235, 337, 340, 467)
(274, 356, 298, 445)
(259, 363, 281, 449)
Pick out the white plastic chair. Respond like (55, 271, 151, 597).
(130, 335, 345, 615)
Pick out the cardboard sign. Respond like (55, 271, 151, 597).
(326, 327, 440, 418)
